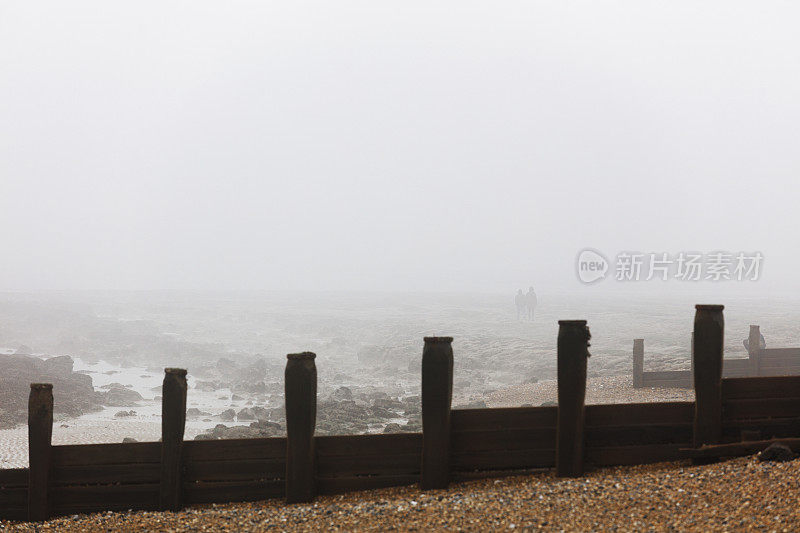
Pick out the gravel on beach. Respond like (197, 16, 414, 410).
(3, 455, 799, 532)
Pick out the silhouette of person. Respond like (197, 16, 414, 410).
(525, 286, 537, 321)
(515, 289, 526, 321)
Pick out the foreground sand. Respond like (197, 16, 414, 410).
(3, 455, 798, 532)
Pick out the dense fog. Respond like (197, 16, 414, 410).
(2, 2, 800, 470)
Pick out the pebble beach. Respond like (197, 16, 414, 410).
(2, 455, 798, 531)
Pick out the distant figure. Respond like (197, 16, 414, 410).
(525, 286, 537, 321)
(515, 289, 526, 321)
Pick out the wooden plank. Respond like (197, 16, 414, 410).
(0, 508, 28, 521)
(585, 443, 688, 466)
(758, 367, 800, 377)
(183, 458, 285, 482)
(183, 438, 286, 462)
(723, 398, 800, 421)
(317, 453, 420, 477)
(585, 424, 693, 447)
(452, 448, 555, 471)
(50, 483, 159, 511)
(722, 376, 800, 400)
(316, 433, 422, 457)
(52, 442, 160, 467)
(183, 480, 284, 504)
(51, 463, 161, 486)
(723, 359, 751, 378)
(317, 474, 417, 495)
(451, 406, 557, 432)
(682, 437, 800, 459)
(51, 501, 159, 516)
(723, 417, 800, 440)
(0, 487, 28, 507)
(0, 468, 29, 487)
(585, 402, 694, 427)
(451, 428, 556, 453)
(761, 348, 800, 358)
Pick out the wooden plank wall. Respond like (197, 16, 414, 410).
(758, 349, 800, 377)
(641, 370, 692, 389)
(182, 438, 286, 504)
(316, 433, 421, 494)
(585, 402, 695, 466)
(450, 406, 557, 473)
(49, 442, 161, 516)
(722, 376, 800, 442)
(0, 468, 29, 521)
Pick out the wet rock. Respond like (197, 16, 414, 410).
(333, 386, 353, 401)
(122, 437, 138, 443)
(237, 408, 256, 420)
(114, 410, 137, 418)
(195, 381, 219, 392)
(219, 409, 236, 421)
(194, 422, 284, 440)
(758, 443, 795, 462)
(187, 408, 211, 417)
(99, 384, 144, 406)
(0, 354, 101, 428)
(383, 423, 403, 433)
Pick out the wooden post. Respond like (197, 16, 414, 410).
(692, 305, 724, 460)
(556, 320, 591, 477)
(159, 368, 187, 511)
(28, 383, 53, 522)
(632, 339, 644, 388)
(748, 325, 761, 377)
(690, 331, 695, 384)
(420, 336, 454, 490)
(285, 352, 317, 504)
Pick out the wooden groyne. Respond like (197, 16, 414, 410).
(3, 304, 800, 522)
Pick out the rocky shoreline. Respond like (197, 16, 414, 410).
(0, 353, 102, 428)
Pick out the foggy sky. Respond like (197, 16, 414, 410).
(1, 2, 799, 294)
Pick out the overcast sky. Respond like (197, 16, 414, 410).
(1, 2, 798, 294)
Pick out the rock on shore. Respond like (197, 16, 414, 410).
(0, 354, 102, 428)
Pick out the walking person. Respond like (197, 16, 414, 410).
(525, 286, 537, 321)
(515, 289, 526, 321)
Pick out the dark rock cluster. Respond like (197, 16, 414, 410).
(0, 354, 102, 428)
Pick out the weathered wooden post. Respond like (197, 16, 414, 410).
(420, 336, 454, 490)
(632, 339, 644, 388)
(748, 325, 761, 377)
(556, 320, 591, 477)
(28, 383, 53, 521)
(692, 305, 724, 460)
(690, 331, 695, 384)
(285, 352, 317, 503)
(159, 368, 187, 511)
